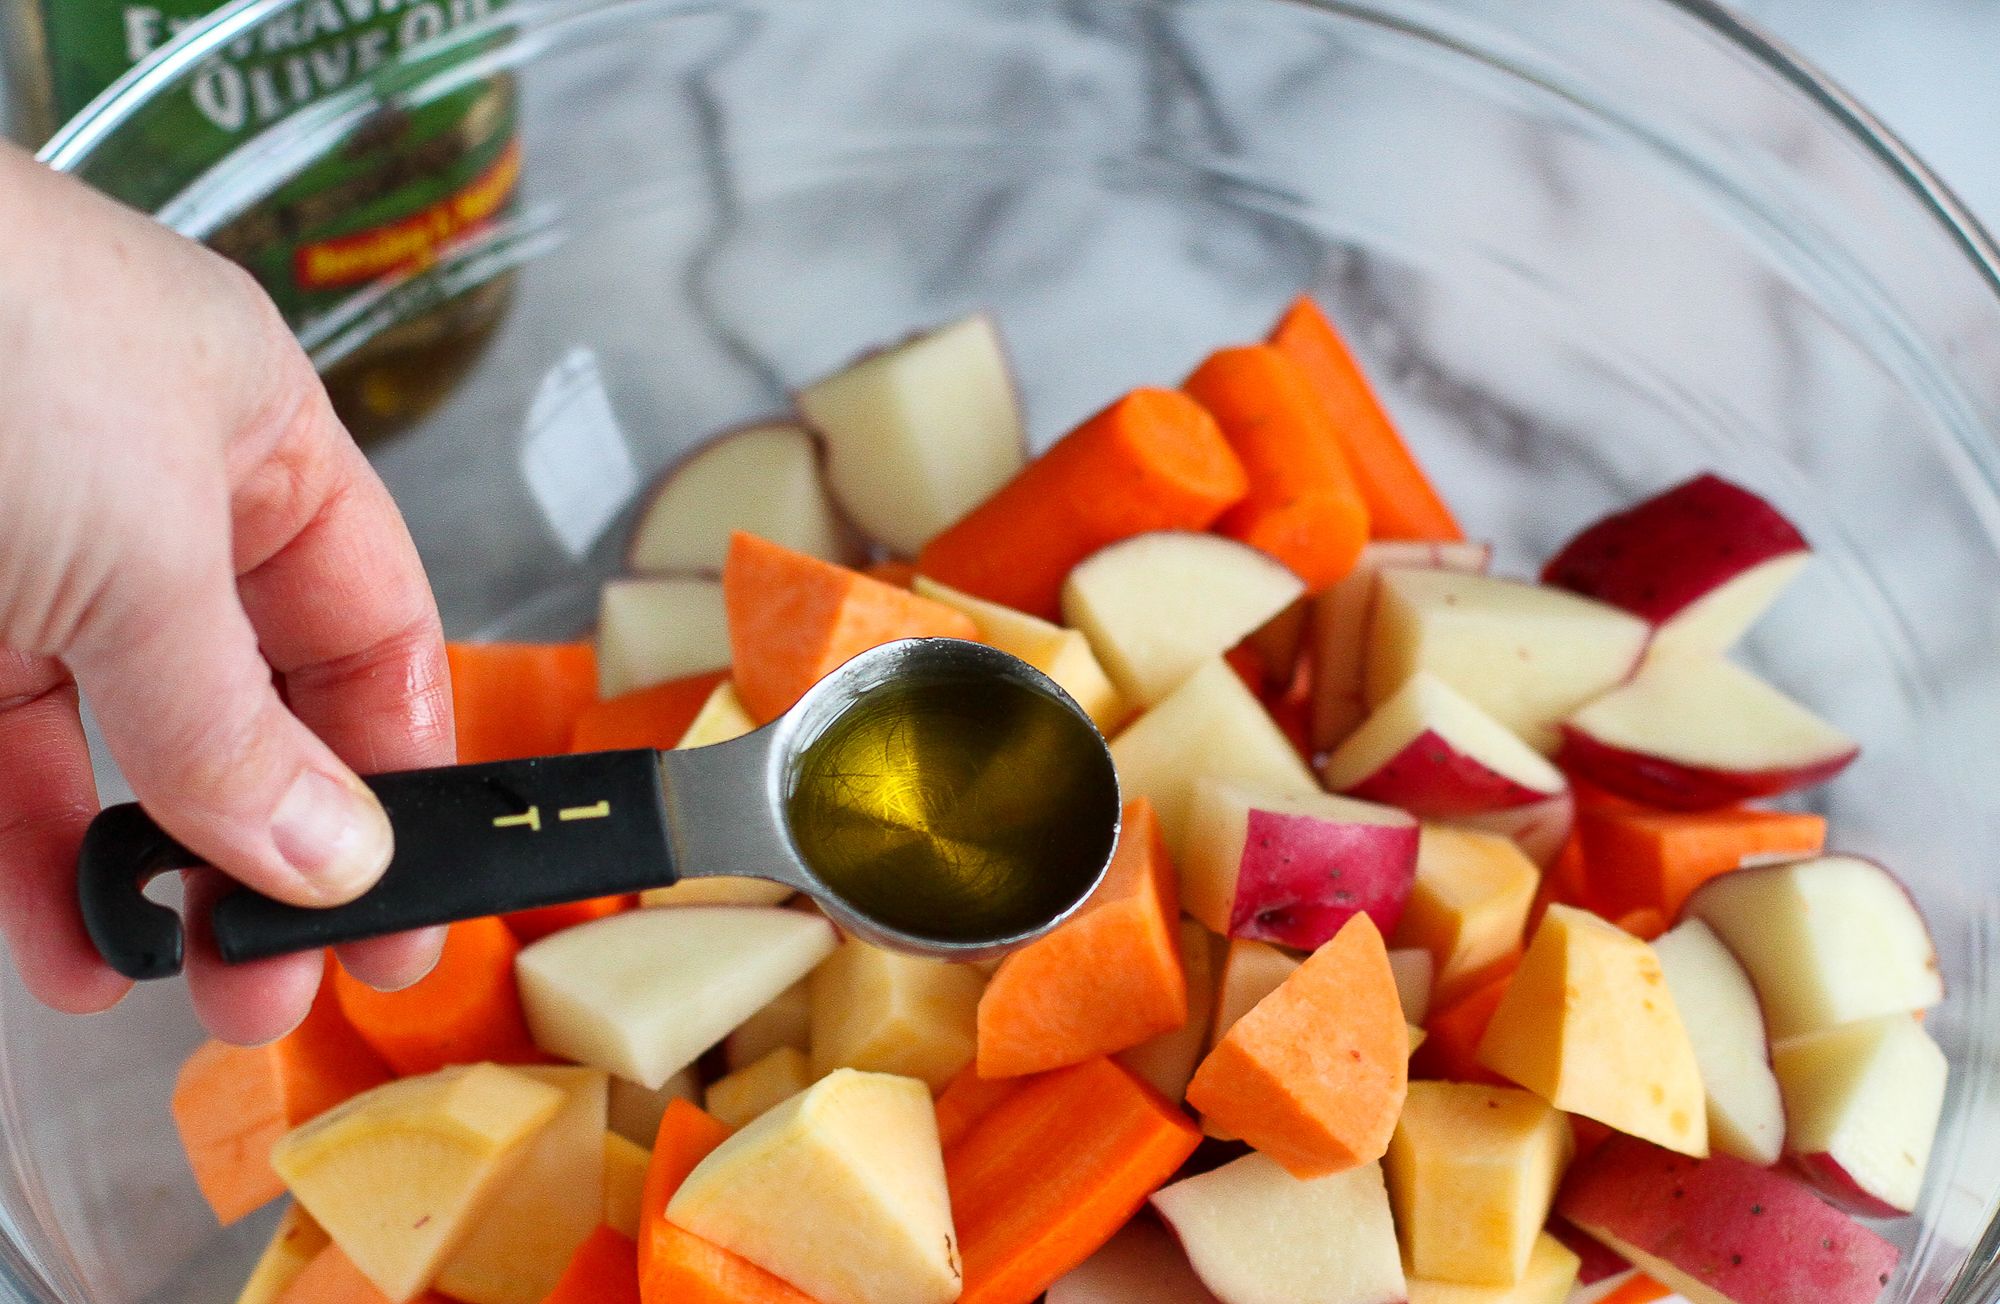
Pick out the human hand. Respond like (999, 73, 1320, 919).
(0, 142, 451, 1044)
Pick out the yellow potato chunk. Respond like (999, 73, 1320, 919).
(436, 1066, 608, 1304)
(235, 1205, 328, 1304)
(1386, 1082, 1573, 1285)
(1391, 825, 1539, 1003)
(1477, 905, 1707, 1156)
(809, 939, 985, 1091)
(602, 1131, 649, 1239)
(1405, 1232, 1582, 1304)
(271, 1064, 565, 1303)
(706, 1046, 815, 1128)
(668, 1069, 961, 1304)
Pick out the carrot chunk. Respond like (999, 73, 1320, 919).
(639, 1100, 734, 1256)
(1186, 913, 1406, 1177)
(639, 1222, 821, 1304)
(1411, 956, 1520, 1087)
(1579, 806, 1827, 916)
(173, 976, 392, 1225)
(1182, 344, 1372, 593)
(723, 533, 979, 723)
(916, 389, 1248, 620)
(569, 671, 729, 753)
(976, 799, 1187, 1077)
(947, 1057, 1200, 1304)
(546, 1227, 641, 1304)
(331, 917, 541, 1076)
(446, 642, 598, 764)
(631, 1101, 815, 1304)
(933, 1066, 1026, 1150)
(1268, 296, 1461, 542)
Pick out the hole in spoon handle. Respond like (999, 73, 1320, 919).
(79, 750, 681, 976)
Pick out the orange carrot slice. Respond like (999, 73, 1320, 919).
(172, 975, 391, 1224)
(331, 917, 541, 1076)
(638, 1099, 733, 1258)
(1610, 907, 1668, 941)
(1578, 806, 1826, 917)
(723, 533, 980, 723)
(976, 799, 1187, 1077)
(916, 389, 1248, 620)
(947, 1057, 1200, 1304)
(934, 1066, 1027, 1150)
(631, 1102, 813, 1304)
(1183, 344, 1371, 593)
(1186, 913, 1406, 1177)
(1598, 1275, 1672, 1304)
(638, 1222, 820, 1304)
(1411, 956, 1520, 1087)
(570, 671, 730, 753)
(1267, 296, 1461, 542)
(447, 642, 599, 764)
(547, 1227, 640, 1304)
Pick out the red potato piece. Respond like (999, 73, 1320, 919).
(1152, 1153, 1405, 1304)
(1679, 854, 1941, 1040)
(1771, 1014, 1946, 1216)
(796, 315, 1027, 557)
(629, 423, 856, 573)
(1557, 655, 1857, 810)
(1366, 569, 1649, 754)
(1325, 671, 1565, 816)
(1542, 475, 1809, 658)
(1060, 531, 1304, 706)
(596, 577, 731, 699)
(1311, 540, 1493, 751)
(1650, 921, 1785, 1166)
(1557, 1135, 1900, 1304)
(1181, 779, 1418, 950)
(1045, 1218, 1219, 1304)
(1548, 1218, 1637, 1290)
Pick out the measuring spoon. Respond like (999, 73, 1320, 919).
(77, 638, 1122, 980)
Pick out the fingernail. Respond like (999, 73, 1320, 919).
(271, 770, 393, 901)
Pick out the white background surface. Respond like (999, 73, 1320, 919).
(1738, 0, 2000, 230)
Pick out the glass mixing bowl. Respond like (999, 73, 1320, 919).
(16, 0, 2000, 1300)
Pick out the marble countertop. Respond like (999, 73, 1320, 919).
(1736, 0, 2000, 230)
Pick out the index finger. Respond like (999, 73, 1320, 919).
(233, 393, 453, 989)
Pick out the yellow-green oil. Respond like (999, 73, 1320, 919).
(786, 676, 1120, 943)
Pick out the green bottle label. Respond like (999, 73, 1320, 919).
(37, 0, 517, 323)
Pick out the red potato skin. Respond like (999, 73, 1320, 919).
(1556, 726, 1858, 811)
(1228, 810, 1418, 950)
(1341, 729, 1556, 816)
(1541, 475, 1808, 623)
(1558, 1136, 1899, 1304)
(1549, 1218, 1636, 1287)
(1791, 1151, 1914, 1220)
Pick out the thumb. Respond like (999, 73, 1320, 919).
(67, 534, 394, 908)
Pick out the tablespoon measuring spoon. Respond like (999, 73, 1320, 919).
(76, 638, 1122, 980)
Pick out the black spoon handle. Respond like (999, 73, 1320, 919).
(77, 750, 681, 979)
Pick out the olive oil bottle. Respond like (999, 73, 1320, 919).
(787, 676, 1121, 944)
(1, 0, 515, 441)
